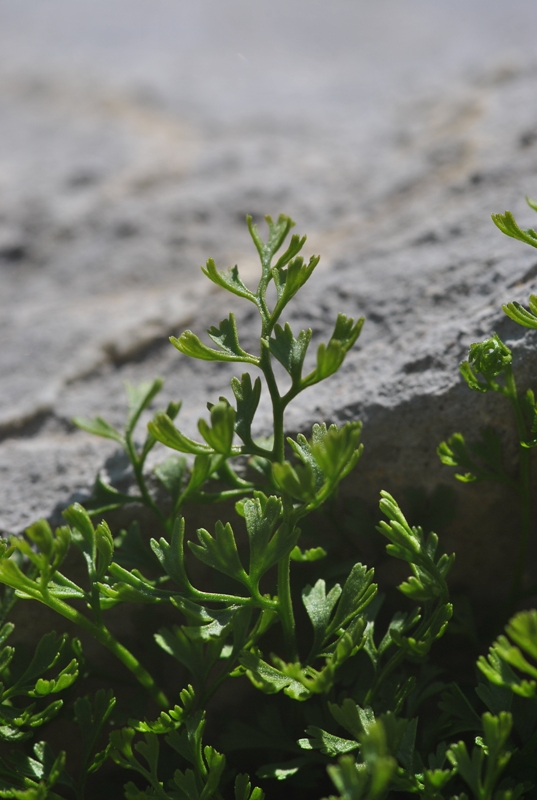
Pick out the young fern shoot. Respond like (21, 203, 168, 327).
(143, 214, 365, 661)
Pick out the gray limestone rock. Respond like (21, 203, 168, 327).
(2, 1, 537, 604)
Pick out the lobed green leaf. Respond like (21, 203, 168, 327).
(503, 297, 537, 329)
(231, 373, 262, 444)
(492, 209, 537, 248)
(72, 416, 124, 444)
(202, 258, 257, 303)
(302, 579, 342, 660)
(247, 214, 295, 268)
(207, 314, 258, 362)
(267, 323, 312, 384)
(151, 517, 191, 592)
(171, 328, 258, 364)
(148, 413, 214, 455)
(302, 314, 364, 388)
(297, 726, 358, 757)
(271, 255, 320, 322)
(243, 495, 287, 582)
(198, 400, 236, 454)
(272, 461, 317, 503)
(239, 651, 311, 700)
(189, 521, 248, 586)
(153, 454, 187, 501)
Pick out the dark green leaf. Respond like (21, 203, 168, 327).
(243, 495, 285, 582)
(8, 634, 69, 698)
(177, 602, 240, 642)
(184, 454, 217, 496)
(199, 746, 226, 797)
(116, 521, 162, 573)
(154, 627, 204, 676)
(239, 652, 310, 699)
(235, 772, 266, 800)
(154, 455, 187, 501)
(189, 521, 248, 586)
(272, 461, 317, 502)
(447, 712, 513, 800)
(73, 689, 116, 775)
(395, 716, 418, 771)
(302, 579, 342, 659)
(198, 400, 236, 454)
(329, 698, 375, 740)
(438, 430, 511, 485)
(298, 726, 358, 757)
(475, 681, 513, 716)
(438, 683, 482, 736)
(207, 314, 257, 361)
(326, 563, 377, 639)
(231, 373, 262, 444)
(166, 708, 205, 765)
(267, 323, 312, 384)
(326, 755, 368, 800)
(151, 517, 191, 591)
(85, 473, 135, 514)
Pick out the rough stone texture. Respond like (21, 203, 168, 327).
(2, 1, 537, 603)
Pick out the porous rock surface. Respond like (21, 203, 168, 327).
(2, 1, 537, 602)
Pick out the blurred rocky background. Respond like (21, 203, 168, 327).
(2, 0, 537, 601)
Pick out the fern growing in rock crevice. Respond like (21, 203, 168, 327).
(0, 209, 535, 798)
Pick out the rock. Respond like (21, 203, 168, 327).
(2, 3, 537, 605)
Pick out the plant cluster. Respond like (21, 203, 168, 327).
(0, 206, 536, 799)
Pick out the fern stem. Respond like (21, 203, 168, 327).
(505, 367, 533, 608)
(40, 590, 169, 709)
(125, 434, 167, 527)
(277, 552, 297, 662)
(510, 444, 532, 610)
